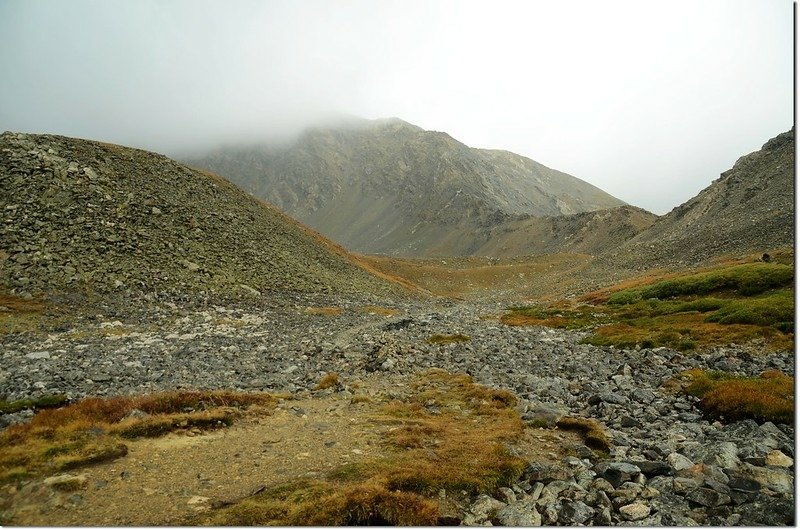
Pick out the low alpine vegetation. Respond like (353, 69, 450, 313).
(0, 390, 278, 483)
(503, 260, 794, 351)
(682, 369, 793, 424)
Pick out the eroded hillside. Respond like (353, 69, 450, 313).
(602, 129, 794, 270)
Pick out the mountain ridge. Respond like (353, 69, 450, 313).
(186, 117, 627, 257)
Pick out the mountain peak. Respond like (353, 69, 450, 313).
(186, 119, 625, 257)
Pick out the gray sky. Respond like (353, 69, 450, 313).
(0, 0, 793, 214)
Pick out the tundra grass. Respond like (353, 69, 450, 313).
(503, 261, 794, 351)
(200, 370, 528, 526)
(682, 369, 793, 424)
(0, 391, 278, 483)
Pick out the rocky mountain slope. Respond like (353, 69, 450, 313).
(602, 129, 794, 269)
(186, 118, 627, 257)
(0, 132, 404, 299)
(474, 205, 657, 257)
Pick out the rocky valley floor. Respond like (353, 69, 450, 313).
(0, 291, 795, 525)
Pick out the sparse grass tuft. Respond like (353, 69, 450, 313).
(427, 333, 471, 344)
(502, 303, 603, 329)
(555, 417, 611, 452)
(314, 373, 340, 391)
(359, 306, 400, 317)
(207, 479, 440, 526)
(0, 390, 277, 483)
(683, 369, 793, 424)
(305, 306, 343, 316)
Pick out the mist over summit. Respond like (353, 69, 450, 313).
(186, 117, 627, 257)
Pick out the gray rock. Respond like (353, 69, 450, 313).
(764, 449, 793, 467)
(636, 460, 672, 477)
(494, 503, 541, 526)
(496, 487, 516, 505)
(529, 482, 544, 501)
(44, 473, 88, 491)
(25, 351, 51, 360)
(666, 452, 694, 471)
(522, 402, 567, 427)
(685, 487, 731, 508)
(594, 506, 613, 525)
(557, 500, 594, 525)
(469, 494, 506, 521)
(736, 497, 795, 526)
(631, 388, 656, 404)
(738, 462, 793, 495)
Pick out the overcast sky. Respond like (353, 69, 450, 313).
(0, 0, 793, 214)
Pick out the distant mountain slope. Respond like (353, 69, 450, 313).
(475, 205, 657, 257)
(0, 132, 403, 297)
(603, 128, 795, 269)
(186, 118, 626, 256)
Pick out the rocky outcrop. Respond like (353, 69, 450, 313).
(603, 128, 794, 270)
(0, 132, 403, 299)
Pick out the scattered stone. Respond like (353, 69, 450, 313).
(764, 449, 793, 468)
(494, 503, 541, 526)
(558, 500, 594, 525)
(685, 487, 731, 508)
(44, 474, 88, 491)
(619, 502, 651, 521)
(469, 494, 506, 520)
(666, 453, 694, 472)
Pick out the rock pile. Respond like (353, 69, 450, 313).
(0, 132, 401, 298)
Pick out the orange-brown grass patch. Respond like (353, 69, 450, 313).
(586, 313, 793, 352)
(0, 292, 46, 313)
(305, 306, 344, 316)
(683, 369, 793, 424)
(555, 417, 611, 453)
(502, 303, 603, 330)
(314, 373, 340, 391)
(201, 479, 440, 526)
(201, 370, 527, 526)
(0, 391, 278, 483)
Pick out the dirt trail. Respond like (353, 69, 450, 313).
(2, 373, 575, 526)
(3, 387, 385, 525)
